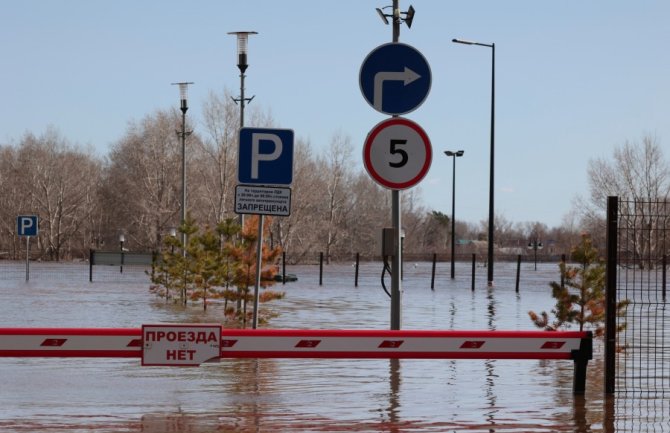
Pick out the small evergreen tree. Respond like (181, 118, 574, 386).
(151, 214, 284, 326)
(529, 233, 628, 337)
(228, 215, 283, 326)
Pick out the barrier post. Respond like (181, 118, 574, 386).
(572, 331, 593, 395)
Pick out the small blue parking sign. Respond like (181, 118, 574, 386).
(17, 215, 38, 236)
(238, 128, 294, 185)
(359, 42, 432, 116)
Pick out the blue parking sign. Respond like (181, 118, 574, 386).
(238, 128, 294, 185)
(17, 215, 38, 236)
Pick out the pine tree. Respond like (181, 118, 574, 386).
(529, 233, 628, 337)
(151, 214, 284, 325)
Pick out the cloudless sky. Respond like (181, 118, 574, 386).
(2, 1, 669, 228)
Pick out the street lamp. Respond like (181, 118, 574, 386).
(171, 82, 193, 257)
(452, 37, 495, 287)
(444, 150, 464, 279)
(169, 227, 177, 255)
(119, 233, 125, 274)
(229, 31, 257, 228)
(528, 239, 543, 271)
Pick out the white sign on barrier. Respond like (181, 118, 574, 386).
(141, 324, 221, 366)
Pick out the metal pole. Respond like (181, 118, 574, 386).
(239, 72, 246, 229)
(430, 253, 436, 290)
(355, 252, 360, 287)
(450, 155, 456, 279)
(487, 43, 495, 287)
(180, 110, 187, 255)
(605, 196, 618, 394)
(471, 253, 476, 291)
(391, 191, 402, 330)
(515, 254, 521, 293)
(25, 237, 29, 282)
(390, 0, 402, 330)
(252, 215, 263, 329)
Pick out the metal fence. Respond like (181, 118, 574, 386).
(606, 196, 670, 396)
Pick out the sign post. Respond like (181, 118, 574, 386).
(236, 127, 294, 329)
(359, 15, 432, 330)
(17, 215, 38, 282)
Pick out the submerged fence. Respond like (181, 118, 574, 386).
(606, 196, 670, 396)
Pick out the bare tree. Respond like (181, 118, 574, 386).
(317, 131, 354, 263)
(587, 135, 670, 268)
(192, 90, 240, 225)
(2, 129, 101, 260)
(103, 110, 189, 251)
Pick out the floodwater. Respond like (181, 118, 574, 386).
(0, 260, 667, 432)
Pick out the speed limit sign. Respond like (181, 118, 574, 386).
(363, 117, 432, 190)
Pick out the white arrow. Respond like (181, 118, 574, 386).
(373, 67, 421, 111)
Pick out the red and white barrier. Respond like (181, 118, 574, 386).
(218, 329, 590, 360)
(0, 328, 142, 358)
(0, 327, 592, 394)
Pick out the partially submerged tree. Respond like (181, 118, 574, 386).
(529, 233, 628, 337)
(151, 215, 284, 326)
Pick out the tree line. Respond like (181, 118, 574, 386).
(1, 89, 668, 264)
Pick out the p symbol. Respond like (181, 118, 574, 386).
(251, 133, 282, 179)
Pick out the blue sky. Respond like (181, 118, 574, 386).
(2, 1, 669, 228)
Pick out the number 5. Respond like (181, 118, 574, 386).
(389, 139, 408, 168)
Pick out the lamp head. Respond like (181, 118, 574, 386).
(171, 82, 194, 113)
(228, 31, 258, 73)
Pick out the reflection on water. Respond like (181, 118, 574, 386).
(0, 261, 668, 432)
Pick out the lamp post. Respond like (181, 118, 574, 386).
(169, 227, 177, 256)
(229, 31, 257, 229)
(444, 150, 464, 279)
(452, 38, 495, 287)
(528, 238, 543, 271)
(119, 233, 125, 274)
(171, 82, 193, 256)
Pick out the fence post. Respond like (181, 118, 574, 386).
(430, 253, 436, 290)
(471, 253, 476, 291)
(515, 254, 521, 293)
(319, 252, 323, 286)
(561, 254, 566, 288)
(282, 252, 286, 285)
(354, 253, 360, 287)
(151, 250, 157, 281)
(605, 196, 618, 395)
(663, 255, 667, 302)
(89, 249, 94, 283)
